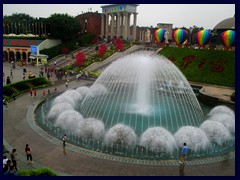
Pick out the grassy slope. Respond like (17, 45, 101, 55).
(159, 47, 235, 87)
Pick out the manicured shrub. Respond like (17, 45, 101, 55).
(18, 167, 58, 176)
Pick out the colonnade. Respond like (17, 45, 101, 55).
(101, 12, 138, 41)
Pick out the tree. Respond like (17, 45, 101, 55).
(3, 13, 35, 34)
(114, 37, 124, 51)
(47, 13, 82, 41)
(75, 52, 85, 66)
(98, 44, 107, 58)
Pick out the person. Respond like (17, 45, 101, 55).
(3, 160, 12, 174)
(25, 144, 33, 164)
(10, 148, 18, 171)
(23, 72, 26, 80)
(6, 76, 11, 85)
(42, 90, 46, 97)
(3, 155, 8, 168)
(63, 134, 67, 148)
(48, 88, 51, 96)
(10, 69, 13, 79)
(179, 143, 188, 164)
(65, 81, 68, 88)
(4, 165, 18, 176)
(29, 88, 33, 97)
(34, 90, 37, 97)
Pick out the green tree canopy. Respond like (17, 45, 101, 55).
(47, 13, 82, 41)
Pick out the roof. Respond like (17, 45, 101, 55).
(213, 17, 235, 30)
(3, 38, 44, 47)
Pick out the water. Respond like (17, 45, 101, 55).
(34, 51, 235, 160)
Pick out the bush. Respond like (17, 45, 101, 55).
(10, 81, 30, 92)
(3, 77, 50, 100)
(73, 67, 80, 73)
(18, 167, 58, 176)
(28, 77, 50, 87)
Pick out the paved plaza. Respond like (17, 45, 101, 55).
(3, 60, 235, 176)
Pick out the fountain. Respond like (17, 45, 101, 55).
(35, 51, 235, 160)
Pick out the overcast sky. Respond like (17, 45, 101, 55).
(3, 4, 235, 29)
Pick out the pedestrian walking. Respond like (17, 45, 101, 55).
(10, 149, 18, 171)
(179, 143, 188, 164)
(34, 90, 37, 97)
(23, 72, 26, 80)
(10, 69, 13, 79)
(63, 134, 67, 148)
(25, 144, 33, 164)
(3, 159, 11, 174)
(6, 76, 11, 85)
(42, 90, 46, 97)
(4, 165, 18, 176)
(3, 155, 8, 168)
(48, 88, 51, 96)
(29, 88, 33, 97)
(65, 81, 69, 88)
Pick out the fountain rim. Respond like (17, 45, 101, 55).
(28, 98, 235, 166)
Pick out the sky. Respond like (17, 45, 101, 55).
(3, 4, 235, 29)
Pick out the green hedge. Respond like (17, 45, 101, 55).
(3, 77, 51, 100)
(18, 167, 58, 176)
(159, 47, 235, 87)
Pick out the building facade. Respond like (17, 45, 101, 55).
(100, 4, 138, 41)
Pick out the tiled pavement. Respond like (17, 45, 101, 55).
(3, 61, 235, 176)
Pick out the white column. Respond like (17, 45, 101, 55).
(116, 12, 121, 37)
(133, 13, 137, 41)
(127, 13, 131, 40)
(120, 13, 124, 37)
(110, 13, 114, 38)
(101, 14, 104, 37)
(105, 13, 109, 38)
(123, 12, 128, 40)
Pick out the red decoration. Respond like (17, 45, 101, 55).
(75, 52, 85, 66)
(179, 55, 196, 69)
(114, 37, 124, 51)
(98, 44, 107, 58)
(209, 60, 227, 73)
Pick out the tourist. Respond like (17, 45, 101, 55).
(10, 149, 18, 171)
(4, 165, 18, 176)
(65, 81, 69, 88)
(6, 76, 11, 85)
(43, 90, 46, 97)
(29, 88, 33, 97)
(10, 69, 13, 79)
(34, 90, 37, 98)
(63, 134, 67, 148)
(48, 88, 51, 96)
(25, 144, 33, 164)
(179, 143, 188, 164)
(3, 155, 8, 168)
(3, 160, 11, 174)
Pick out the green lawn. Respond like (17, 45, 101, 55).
(159, 47, 235, 87)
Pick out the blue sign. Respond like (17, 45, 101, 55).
(30, 45, 38, 55)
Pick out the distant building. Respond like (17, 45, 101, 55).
(75, 12, 102, 36)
